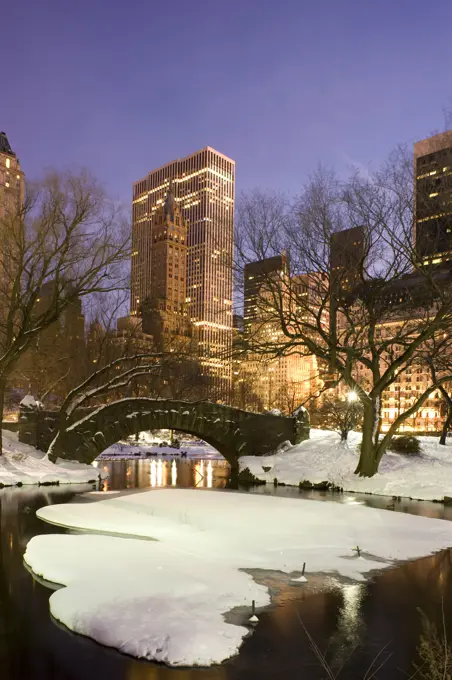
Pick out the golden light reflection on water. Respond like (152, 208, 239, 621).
(150, 460, 156, 487)
(100, 458, 230, 492)
(126, 660, 228, 679)
(207, 461, 213, 488)
(171, 460, 177, 486)
(157, 460, 163, 486)
(194, 460, 204, 487)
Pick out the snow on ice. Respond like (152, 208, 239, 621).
(240, 429, 452, 501)
(25, 488, 452, 666)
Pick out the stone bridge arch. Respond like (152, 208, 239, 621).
(19, 399, 310, 469)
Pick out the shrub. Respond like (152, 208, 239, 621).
(389, 435, 421, 455)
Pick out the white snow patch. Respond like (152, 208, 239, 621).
(25, 488, 452, 666)
(240, 430, 452, 501)
(0, 430, 101, 487)
(20, 394, 43, 409)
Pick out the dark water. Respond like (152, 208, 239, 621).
(1, 458, 452, 679)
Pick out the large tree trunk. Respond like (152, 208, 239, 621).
(354, 399, 380, 477)
(439, 404, 452, 445)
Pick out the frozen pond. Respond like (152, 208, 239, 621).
(0, 457, 451, 678)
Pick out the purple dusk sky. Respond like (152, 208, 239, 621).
(2, 0, 452, 207)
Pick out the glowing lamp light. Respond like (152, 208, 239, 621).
(347, 391, 358, 402)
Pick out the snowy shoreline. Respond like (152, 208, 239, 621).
(0, 430, 103, 487)
(25, 488, 452, 667)
(240, 430, 452, 502)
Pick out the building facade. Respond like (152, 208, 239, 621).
(132, 147, 235, 399)
(244, 255, 287, 334)
(0, 131, 24, 220)
(240, 256, 324, 413)
(140, 184, 190, 351)
(414, 130, 452, 264)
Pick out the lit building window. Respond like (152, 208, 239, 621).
(5, 158, 10, 169)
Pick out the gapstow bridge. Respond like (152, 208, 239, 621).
(18, 399, 310, 469)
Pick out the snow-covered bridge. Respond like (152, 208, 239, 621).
(19, 399, 310, 469)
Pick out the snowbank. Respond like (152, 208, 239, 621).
(240, 430, 452, 501)
(0, 430, 101, 487)
(25, 488, 452, 666)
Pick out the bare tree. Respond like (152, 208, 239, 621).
(316, 395, 363, 441)
(236, 150, 452, 477)
(0, 170, 130, 452)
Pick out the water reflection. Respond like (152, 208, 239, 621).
(171, 460, 177, 486)
(328, 582, 365, 667)
(100, 458, 230, 492)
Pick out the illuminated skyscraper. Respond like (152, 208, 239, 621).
(132, 147, 235, 399)
(141, 184, 190, 350)
(414, 130, 452, 264)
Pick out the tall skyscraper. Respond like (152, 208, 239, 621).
(132, 147, 235, 399)
(243, 255, 287, 335)
(0, 131, 24, 219)
(141, 184, 190, 350)
(414, 130, 452, 264)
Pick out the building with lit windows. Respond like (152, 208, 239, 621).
(140, 184, 191, 350)
(414, 130, 452, 264)
(0, 131, 24, 219)
(240, 257, 324, 413)
(244, 255, 287, 334)
(132, 147, 235, 400)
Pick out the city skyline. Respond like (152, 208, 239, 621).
(3, 0, 452, 208)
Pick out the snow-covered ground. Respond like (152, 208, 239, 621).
(0, 430, 102, 487)
(25, 488, 452, 666)
(240, 430, 452, 502)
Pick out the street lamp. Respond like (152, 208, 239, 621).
(347, 391, 358, 402)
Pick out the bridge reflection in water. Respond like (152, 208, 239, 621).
(98, 458, 230, 492)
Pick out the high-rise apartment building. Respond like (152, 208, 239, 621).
(244, 255, 287, 334)
(414, 130, 452, 264)
(0, 131, 24, 219)
(132, 147, 235, 399)
(330, 226, 364, 290)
